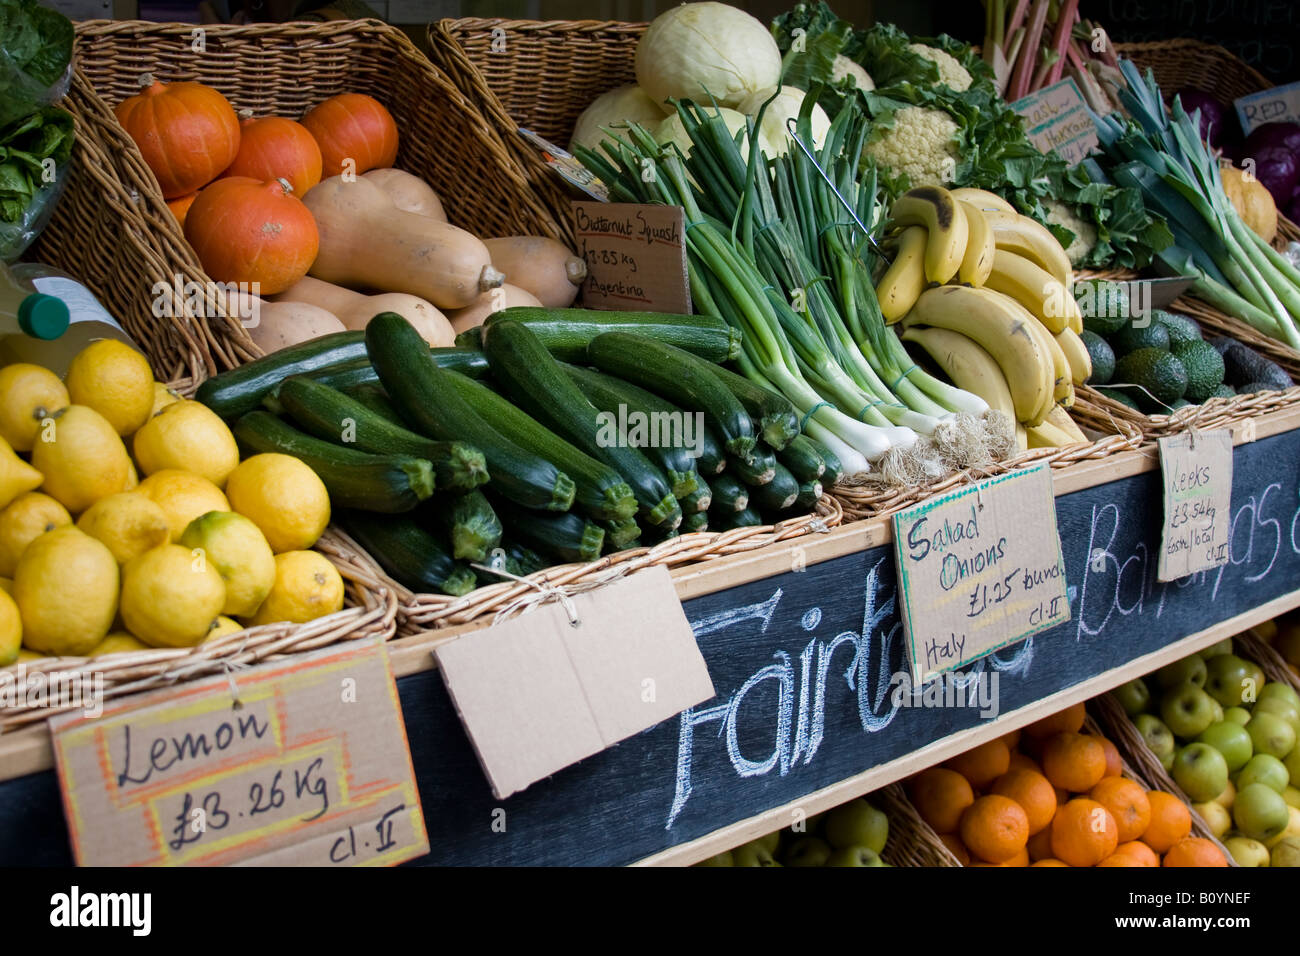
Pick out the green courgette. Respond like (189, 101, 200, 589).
(599, 516, 642, 549)
(777, 434, 826, 484)
(470, 307, 742, 363)
(709, 364, 800, 450)
(426, 491, 502, 562)
(306, 347, 490, 393)
(340, 383, 405, 425)
(681, 512, 709, 533)
(483, 320, 680, 529)
(234, 411, 435, 512)
(563, 363, 702, 499)
(441, 372, 636, 521)
(749, 462, 799, 512)
(366, 313, 575, 512)
(795, 480, 823, 510)
(729, 444, 777, 486)
(804, 436, 843, 488)
(586, 332, 756, 462)
(198, 331, 368, 419)
(680, 477, 712, 513)
(696, 425, 726, 476)
(268, 376, 489, 491)
(711, 473, 749, 513)
(335, 510, 476, 596)
(490, 496, 605, 564)
(711, 506, 763, 530)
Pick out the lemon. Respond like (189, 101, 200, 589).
(64, 339, 155, 437)
(0, 578, 10, 594)
(135, 469, 229, 543)
(179, 511, 275, 618)
(0, 364, 69, 452)
(247, 551, 344, 626)
(150, 382, 181, 417)
(76, 492, 171, 564)
(120, 543, 227, 647)
(14, 527, 118, 656)
(124, 458, 139, 490)
(15, 648, 41, 662)
(0, 588, 20, 665)
(30, 405, 131, 513)
(0, 434, 44, 511)
(88, 632, 151, 656)
(205, 615, 243, 642)
(226, 454, 330, 553)
(132, 400, 240, 487)
(0, 492, 72, 576)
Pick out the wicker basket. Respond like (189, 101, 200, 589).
(37, 18, 564, 380)
(876, 783, 964, 866)
(1117, 38, 1272, 105)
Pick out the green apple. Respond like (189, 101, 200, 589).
(1199, 639, 1235, 660)
(1247, 711, 1298, 759)
(1215, 780, 1236, 809)
(1254, 695, 1300, 739)
(1244, 662, 1267, 702)
(824, 845, 885, 867)
(1113, 678, 1152, 716)
(1196, 720, 1254, 773)
(1156, 655, 1208, 689)
(732, 841, 781, 866)
(1233, 782, 1291, 842)
(1266, 806, 1300, 849)
(1193, 800, 1232, 838)
(1136, 713, 1176, 764)
(1173, 743, 1230, 802)
(1258, 681, 1300, 712)
(1224, 706, 1252, 726)
(783, 836, 832, 867)
(1236, 753, 1290, 794)
(1161, 683, 1219, 739)
(1284, 747, 1300, 786)
(822, 798, 889, 853)
(1160, 749, 1175, 770)
(1284, 785, 1300, 809)
(1223, 835, 1271, 867)
(755, 831, 781, 854)
(1271, 835, 1300, 867)
(695, 851, 733, 867)
(1203, 654, 1255, 708)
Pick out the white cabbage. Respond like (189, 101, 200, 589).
(736, 85, 831, 156)
(569, 85, 670, 154)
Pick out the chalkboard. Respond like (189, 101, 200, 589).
(2, 427, 1299, 867)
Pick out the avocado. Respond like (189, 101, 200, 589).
(1169, 398, 1192, 410)
(1210, 337, 1294, 390)
(1209, 383, 1235, 399)
(1080, 329, 1115, 385)
(1237, 381, 1285, 394)
(1154, 311, 1203, 349)
(1097, 387, 1141, 410)
(1076, 279, 1129, 335)
(1111, 320, 1170, 356)
(1173, 340, 1226, 403)
(1114, 347, 1188, 411)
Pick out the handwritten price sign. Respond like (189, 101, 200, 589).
(1157, 430, 1233, 582)
(572, 201, 691, 314)
(51, 638, 427, 866)
(892, 464, 1070, 682)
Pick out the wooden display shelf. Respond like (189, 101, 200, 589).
(1, 406, 1299, 866)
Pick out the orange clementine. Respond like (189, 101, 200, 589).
(1089, 777, 1152, 844)
(1041, 731, 1107, 792)
(990, 768, 1057, 835)
(937, 832, 970, 865)
(1097, 736, 1123, 777)
(960, 794, 1030, 863)
(969, 846, 1029, 867)
(908, 768, 975, 834)
(1110, 840, 1160, 867)
(944, 738, 1011, 790)
(1007, 752, 1042, 775)
(1027, 826, 1055, 861)
(1001, 728, 1021, 750)
(1031, 858, 1069, 867)
(1097, 852, 1145, 866)
(1142, 790, 1192, 853)
(1055, 785, 1069, 805)
(1163, 837, 1229, 867)
(1023, 702, 1086, 738)
(1050, 797, 1119, 867)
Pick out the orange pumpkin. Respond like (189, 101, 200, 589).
(184, 177, 319, 295)
(225, 112, 323, 197)
(166, 192, 198, 228)
(301, 93, 399, 178)
(114, 75, 241, 199)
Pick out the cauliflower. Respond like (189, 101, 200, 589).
(1043, 199, 1098, 266)
(831, 55, 874, 92)
(907, 43, 972, 92)
(864, 106, 960, 188)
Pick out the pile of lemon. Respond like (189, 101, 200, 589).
(0, 341, 346, 666)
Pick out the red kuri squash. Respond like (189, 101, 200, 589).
(300, 93, 399, 178)
(225, 112, 323, 197)
(166, 192, 198, 228)
(184, 177, 319, 295)
(114, 75, 241, 199)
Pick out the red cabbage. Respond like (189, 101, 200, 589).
(1178, 89, 1237, 150)
(1240, 122, 1300, 205)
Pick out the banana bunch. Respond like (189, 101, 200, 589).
(879, 186, 1093, 450)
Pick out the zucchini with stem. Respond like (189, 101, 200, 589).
(748, 462, 799, 512)
(709, 362, 800, 449)
(469, 307, 743, 362)
(711, 473, 750, 512)
(778, 434, 826, 484)
(490, 495, 606, 564)
(680, 477, 712, 513)
(334, 510, 476, 596)
(426, 490, 502, 562)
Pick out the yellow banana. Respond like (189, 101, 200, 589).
(1026, 419, 1075, 449)
(984, 249, 1073, 334)
(1015, 421, 1028, 453)
(1054, 327, 1092, 385)
(982, 210, 1074, 289)
(956, 201, 995, 287)
(997, 292, 1064, 425)
(875, 226, 928, 322)
(1047, 404, 1087, 443)
(949, 187, 1017, 214)
(902, 286, 1054, 425)
(901, 324, 1017, 424)
(887, 187, 968, 285)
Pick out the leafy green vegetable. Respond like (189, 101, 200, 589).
(0, 0, 74, 127)
(0, 104, 73, 225)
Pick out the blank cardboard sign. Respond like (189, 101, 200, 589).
(435, 565, 715, 799)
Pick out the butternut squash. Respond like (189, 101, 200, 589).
(448, 284, 543, 335)
(363, 168, 446, 220)
(273, 275, 454, 346)
(301, 176, 503, 309)
(484, 236, 587, 308)
(225, 290, 347, 353)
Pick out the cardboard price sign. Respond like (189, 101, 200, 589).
(893, 464, 1070, 681)
(1012, 78, 1099, 167)
(1235, 81, 1300, 135)
(50, 639, 427, 867)
(1157, 429, 1233, 581)
(572, 201, 692, 314)
(435, 565, 714, 799)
